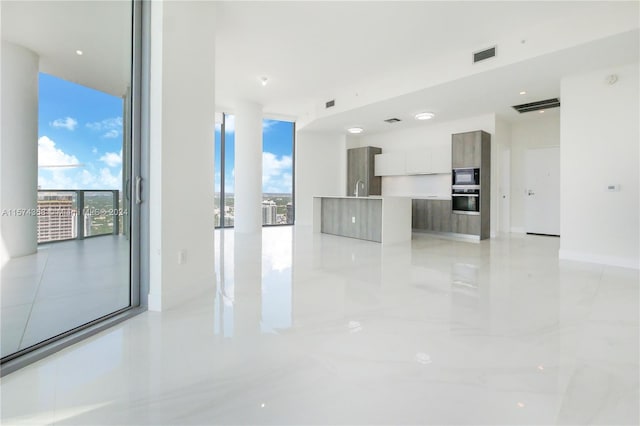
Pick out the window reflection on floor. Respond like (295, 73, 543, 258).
(213, 227, 293, 337)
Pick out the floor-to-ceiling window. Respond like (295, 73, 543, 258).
(215, 113, 295, 228)
(1, 0, 141, 368)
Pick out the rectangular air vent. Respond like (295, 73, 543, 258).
(473, 46, 496, 63)
(325, 99, 335, 108)
(384, 118, 401, 123)
(512, 98, 560, 113)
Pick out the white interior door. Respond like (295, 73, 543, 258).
(499, 148, 511, 234)
(525, 147, 560, 236)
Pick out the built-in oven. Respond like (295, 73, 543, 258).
(452, 187, 480, 215)
(452, 168, 480, 187)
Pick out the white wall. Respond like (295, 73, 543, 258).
(559, 62, 639, 269)
(509, 112, 560, 233)
(295, 131, 346, 226)
(494, 117, 512, 235)
(148, 1, 217, 310)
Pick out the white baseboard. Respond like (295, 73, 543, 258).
(558, 249, 640, 270)
(510, 227, 526, 234)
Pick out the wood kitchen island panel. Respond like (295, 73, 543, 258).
(321, 197, 382, 242)
(313, 196, 411, 245)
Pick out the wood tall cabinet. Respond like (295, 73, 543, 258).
(451, 130, 491, 239)
(347, 146, 382, 196)
(412, 199, 452, 232)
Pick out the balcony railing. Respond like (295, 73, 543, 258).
(37, 190, 121, 244)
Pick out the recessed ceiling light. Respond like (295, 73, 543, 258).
(260, 76, 268, 86)
(415, 112, 435, 121)
(75, 50, 83, 56)
(519, 90, 527, 95)
(347, 127, 364, 134)
(539, 110, 545, 114)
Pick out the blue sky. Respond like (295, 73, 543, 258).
(38, 73, 124, 190)
(38, 72, 294, 194)
(215, 116, 294, 194)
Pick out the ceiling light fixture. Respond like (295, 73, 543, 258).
(415, 112, 435, 121)
(75, 50, 84, 56)
(260, 76, 268, 86)
(539, 110, 545, 114)
(347, 127, 364, 134)
(519, 90, 527, 95)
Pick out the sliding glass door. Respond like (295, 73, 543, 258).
(1, 0, 141, 364)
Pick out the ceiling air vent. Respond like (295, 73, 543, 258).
(325, 99, 335, 109)
(512, 98, 561, 113)
(384, 118, 401, 123)
(473, 46, 496, 63)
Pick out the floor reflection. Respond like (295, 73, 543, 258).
(214, 227, 293, 337)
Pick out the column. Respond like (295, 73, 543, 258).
(0, 41, 39, 260)
(234, 100, 263, 233)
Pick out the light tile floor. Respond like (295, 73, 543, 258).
(1, 236, 130, 358)
(1, 227, 638, 425)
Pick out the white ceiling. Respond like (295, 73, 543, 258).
(1, 0, 132, 97)
(1, 1, 638, 133)
(302, 29, 639, 134)
(214, 0, 639, 130)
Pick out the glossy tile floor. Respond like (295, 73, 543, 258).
(1, 227, 638, 425)
(1, 236, 130, 358)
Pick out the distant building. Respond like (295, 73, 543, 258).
(286, 202, 294, 224)
(262, 200, 277, 225)
(37, 193, 77, 242)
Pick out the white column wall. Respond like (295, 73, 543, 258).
(0, 41, 38, 260)
(559, 62, 639, 269)
(295, 131, 347, 227)
(148, 0, 216, 311)
(234, 100, 263, 233)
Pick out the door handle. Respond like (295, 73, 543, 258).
(135, 176, 143, 204)
(527, 190, 535, 196)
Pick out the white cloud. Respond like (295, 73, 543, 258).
(38, 136, 80, 168)
(98, 168, 121, 188)
(86, 117, 123, 139)
(38, 169, 76, 190)
(99, 150, 122, 167)
(262, 152, 292, 193)
(103, 129, 119, 139)
(92, 147, 98, 154)
(41, 167, 122, 191)
(50, 117, 78, 131)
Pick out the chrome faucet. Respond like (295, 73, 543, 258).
(354, 179, 364, 197)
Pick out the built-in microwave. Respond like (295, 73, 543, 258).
(452, 188, 480, 215)
(452, 168, 480, 187)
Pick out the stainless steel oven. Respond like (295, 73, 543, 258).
(452, 168, 480, 187)
(452, 187, 480, 215)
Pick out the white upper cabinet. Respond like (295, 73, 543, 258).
(405, 149, 432, 174)
(430, 145, 451, 174)
(375, 145, 450, 176)
(374, 152, 405, 176)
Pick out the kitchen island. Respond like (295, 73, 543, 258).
(313, 196, 411, 244)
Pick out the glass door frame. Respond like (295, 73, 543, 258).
(1, 0, 146, 375)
